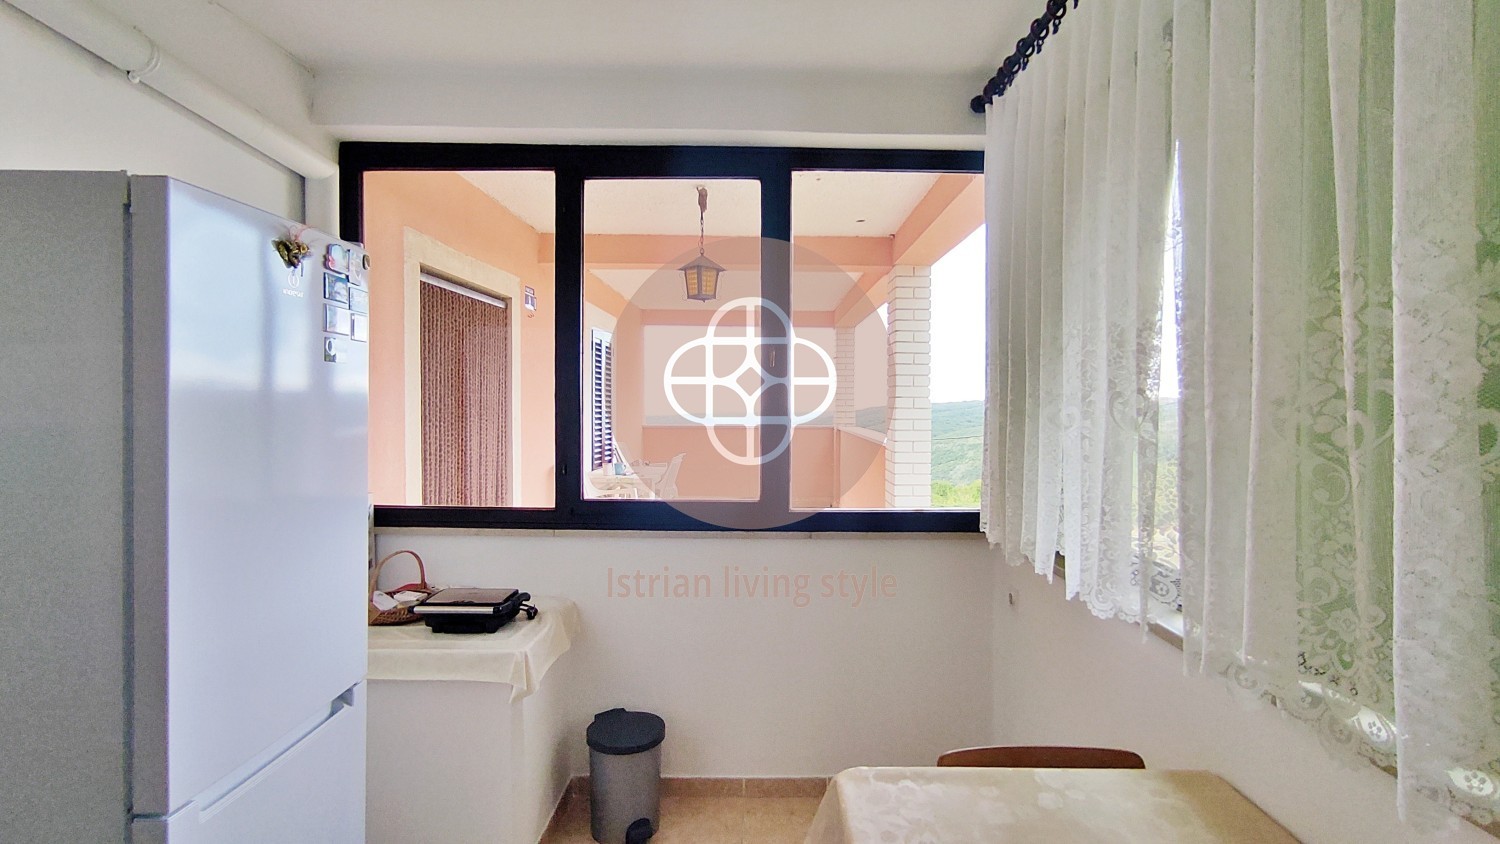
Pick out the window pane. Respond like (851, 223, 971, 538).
(1153, 153, 1184, 571)
(364, 170, 555, 507)
(789, 171, 985, 510)
(582, 178, 762, 503)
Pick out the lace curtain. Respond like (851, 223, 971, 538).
(982, 0, 1176, 624)
(982, 0, 1500, 824)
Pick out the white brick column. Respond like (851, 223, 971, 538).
(834, 324, 857, 429)
(885, 266, 932, 507)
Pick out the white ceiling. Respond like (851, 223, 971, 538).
(461, 171, 557, 232)
(586, 178, 762, 237)
(207, 0, 1034, 78)
(461, 171, 941, 237)
(793, 171, 941, 236)
(84, 0, 1026, 148)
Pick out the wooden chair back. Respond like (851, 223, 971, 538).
(936, 745, 1145, 769)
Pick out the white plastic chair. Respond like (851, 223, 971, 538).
(655, 453, 686, 500)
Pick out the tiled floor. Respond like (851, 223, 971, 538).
(542, 793, 822, 844)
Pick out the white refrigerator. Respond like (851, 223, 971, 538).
(0, 171, 370, 843)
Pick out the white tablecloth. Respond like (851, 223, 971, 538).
(366, 595, 580, 701)
(805, 767, 1299, 843)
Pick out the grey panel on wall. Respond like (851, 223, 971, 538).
(0, 170, 130, 842)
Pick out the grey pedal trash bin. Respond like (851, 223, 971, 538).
(587, 708, 666, 844)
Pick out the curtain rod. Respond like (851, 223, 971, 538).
(970, 0, 1081, 113)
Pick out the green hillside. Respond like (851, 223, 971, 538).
(923, 398, 1180, 510)
(930, 400, 984, 485)
(851, 400, 986, 506)
(930, 400, 984, 507)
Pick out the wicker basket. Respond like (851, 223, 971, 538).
(368, 549, 436, 626)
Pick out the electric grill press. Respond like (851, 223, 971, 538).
(411, 588, 538, 634)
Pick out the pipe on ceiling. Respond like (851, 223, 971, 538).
(6, 0, 336, 180)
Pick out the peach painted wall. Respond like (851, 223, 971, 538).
(638, 425, 837, 505)
(836, 430, 886, 508)
(790, 427, 836, 509)
(584, 271, 628, 319)
(363, 171, 556, 506)
(640, 424, 759, 500)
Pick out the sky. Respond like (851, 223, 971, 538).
(925, 223, 1182, 405)
(929, 226, 987, 404)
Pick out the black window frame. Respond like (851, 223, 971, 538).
(341, 142, 983, 533)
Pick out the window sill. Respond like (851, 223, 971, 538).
(374, 524, 989, 541)
(1043, 555, 1185, 648)
(1148, 611, 1184, 650)
(372, 504, 982, 534)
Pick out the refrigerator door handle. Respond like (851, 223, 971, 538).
(191, 685, 362, 817)
(330, 685, 356, 715)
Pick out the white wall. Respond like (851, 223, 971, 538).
(319, 67, 985, 150)
(92, 0, 333, 163)
(0, 3, 303, 220)
(373, 530, 995, 777)
(991, 558, 1493, 844)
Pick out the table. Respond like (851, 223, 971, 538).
(587, 470, 654, 498)
(366, 596, 582, 844)
(806, 767, 1299, 843)
(367, 595, 581, 700)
